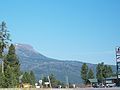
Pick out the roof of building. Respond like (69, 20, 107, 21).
(88, 79, 98, 83)
(106, 76, 117, 80)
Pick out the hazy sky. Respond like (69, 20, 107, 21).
(0, 0, 120, 65)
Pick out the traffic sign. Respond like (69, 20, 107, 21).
(39, 80, 42, 84)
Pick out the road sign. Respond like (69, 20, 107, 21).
(116, 47, 120, 86)
(116, 47, 120, 54)
(35, 83, 38, 86)
(118, 75, 120, 78)
(39, 80, 42, 84)
(44, 82, 49, 85)
(116, 47, 120, 62)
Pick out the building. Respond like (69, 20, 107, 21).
(105, 76, 117, 87)
(88, 79, 98, 87)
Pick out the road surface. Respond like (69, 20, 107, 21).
(0, 88, 120, 90)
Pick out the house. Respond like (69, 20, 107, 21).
(105, 76, 117, 87)
(88, 79, 98, 87)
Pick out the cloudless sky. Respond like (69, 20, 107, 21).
(0, 0, 120, 65)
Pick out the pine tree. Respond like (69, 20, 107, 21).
(96, 62, 113, 83)
(42, 74, 62, 88)
(22, 72, 30, 83)
(4, 44, 20, 76)
(4, 66, 17, 88)
(0, 65, 5, 88)
(88, 68, 94, 79)
(22, 71, 36, 86)
(0, 22, 23, 88)
(49, 74, 57, 87)
(0, 21, 11, 73)
(81, 63, 88, 84)
(103, 65, 108, 79)
(96, 62, 104, 83)
(29, 71, 36, 86)
(4, 44, 20, 87)
(107, 66, 113, 77)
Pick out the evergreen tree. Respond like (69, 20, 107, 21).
(42, 76, 49, 86)
(96, 62, 104, 83)
(103, 65, 108, 79)
(4, 44, 20, 77)
(4, 66, 17, 88)
(42, 74, 62, 88)
(81, 63, 88, 84)
(0, 65, 5, 88)
(42, 76, 49, 82)
(22, 71, 36, 87)
(0, 21, 11, 73)
(29, 71, 36, 86)
(3, 44, 20, 87)
(107, 66, 113, 77)
(49, 74, 62, 88)
(49, 74, 57, 87)
(88, 68, 94, 79)
(96, 62, 113, 83)
(103, 65, 113, 82)
(0, 22, 31, 88)
(22, 72, 30, 83)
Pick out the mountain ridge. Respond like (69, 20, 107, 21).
(14, 43, 116, 84)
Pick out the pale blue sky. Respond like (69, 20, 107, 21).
(0, 0, 120, 65)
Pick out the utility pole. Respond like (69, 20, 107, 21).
(48, 76, 52, 88)
(66, 76, 69, 88)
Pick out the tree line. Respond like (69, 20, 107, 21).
(0, 21, 68, 88)
(0, 21, 63, 88)
(81, 62, 113, 85)
(0, 21, 114, 88)
(0, 21, 35, 88)
(42, 74, 64, 88)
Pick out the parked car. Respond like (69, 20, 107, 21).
(106, 83, 116, 87)
(92, 83, 99, 88)
(99, 83, 105, 88)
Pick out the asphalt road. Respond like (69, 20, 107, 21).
(0, 88, 120, 90)
(51, 88, 120, 90)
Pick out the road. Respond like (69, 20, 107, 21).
(0, 88, 120, 90)
(34, 88, 120, 90)
(52, 88, 120, 90)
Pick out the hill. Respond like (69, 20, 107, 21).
(15, 44, 116, 84)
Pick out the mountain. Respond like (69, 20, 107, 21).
(15, 44, 116, 84)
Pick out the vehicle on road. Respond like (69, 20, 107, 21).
(106, 83, 116, 87)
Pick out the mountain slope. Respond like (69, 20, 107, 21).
(15, 44, 116, 84)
